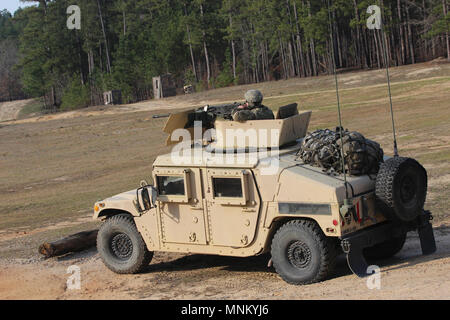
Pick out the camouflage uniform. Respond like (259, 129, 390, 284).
(232, 90, 274, 122)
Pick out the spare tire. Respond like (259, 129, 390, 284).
(375, 157, 427, 222)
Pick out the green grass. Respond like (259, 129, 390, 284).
(17, 99, 46, 119)
(416, 149, 450, 163)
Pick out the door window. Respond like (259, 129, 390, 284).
(212, 177, 243, 198)
(157, 175, 185, 196)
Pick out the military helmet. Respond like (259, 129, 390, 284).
(244, 89, 263, 107)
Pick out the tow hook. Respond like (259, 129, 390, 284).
(341, 239, 368, 278)
(340, 238, 370, 277)
(341, 239, 351, 254)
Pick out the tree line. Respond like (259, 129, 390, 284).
(0, 0, 448, 109)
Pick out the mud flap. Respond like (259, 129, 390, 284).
(341, 239, 369, 278)
(417, 210, 436, 255)
(341, 211, 437, 278)
(340, 223, 400, 278)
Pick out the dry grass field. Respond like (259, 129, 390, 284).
(0, 61, 449, 299)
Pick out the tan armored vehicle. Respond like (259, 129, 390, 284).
(93, 104, 436, 284)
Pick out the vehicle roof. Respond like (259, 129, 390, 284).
(152, 140, 303, 169)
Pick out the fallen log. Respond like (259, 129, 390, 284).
(38, 229, 98, 258)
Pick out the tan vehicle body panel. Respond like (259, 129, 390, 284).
(94, 147, 386, 257)
(93, 110, 387, 257)
(213, 111, 311, 149)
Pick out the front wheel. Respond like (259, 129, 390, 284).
(97, 214, 153, 274)
(271, 220, 337, 285)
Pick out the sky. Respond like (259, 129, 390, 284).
(1, 0, 35, 15)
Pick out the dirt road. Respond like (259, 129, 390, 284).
(0, 218, 449, 300)
(0, 99, 35, 122)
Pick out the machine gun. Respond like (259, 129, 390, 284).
(184, 102, 240, 129)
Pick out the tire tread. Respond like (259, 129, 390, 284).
(271, 219, 337, 285)
(97, 214, 153, 274)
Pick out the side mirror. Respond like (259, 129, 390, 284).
(136, 181, 157, 212)
(149, 185, 157, 207)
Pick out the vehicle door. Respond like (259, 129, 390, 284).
(154, 167, 207, 245)
(203, 169, 260, 247)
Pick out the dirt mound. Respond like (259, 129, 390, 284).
(430, 57, 450, 65)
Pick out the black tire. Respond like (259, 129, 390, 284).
(363, 233, 407, 260)
(97, 214, 153, 274)
(271, 220, 337, 285)
(375, 157, 427, 222)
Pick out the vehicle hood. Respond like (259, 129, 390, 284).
(93, 189, 140, 219)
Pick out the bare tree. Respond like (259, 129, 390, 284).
(184, 3, 198, 82)
(199, 3, 211, 87)
(444, 0, 450, 60)
(97, 0, 111, 74)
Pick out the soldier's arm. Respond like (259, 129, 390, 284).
(232, 110, 256, 122)
(252, 105, 275, 120)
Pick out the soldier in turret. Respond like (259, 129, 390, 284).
(232, 90, 274, 122)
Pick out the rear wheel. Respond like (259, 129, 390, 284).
(97, 214, 153, 274)
(364, 233, 407, 260)
(271, 220, 337, 285)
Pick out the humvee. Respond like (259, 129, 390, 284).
(93, 104, 436, 284)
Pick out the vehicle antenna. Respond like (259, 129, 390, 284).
(378, 4, 399, 157)
(326, 0, 349, 199)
